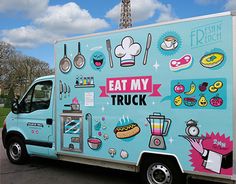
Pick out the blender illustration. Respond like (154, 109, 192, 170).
(146, 113, 171, 149)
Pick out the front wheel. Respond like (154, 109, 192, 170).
(6, 137, 28, 164)
(141, 158, 185, 184)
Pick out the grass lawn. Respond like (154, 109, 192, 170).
(0, 107, 11, 128)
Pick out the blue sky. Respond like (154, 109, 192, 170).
(0, 0, 235, 67)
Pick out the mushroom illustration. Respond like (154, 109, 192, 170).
(103, 134, 109, 140)
(120, 150, 129, 159)
(108, 148, 116, 157)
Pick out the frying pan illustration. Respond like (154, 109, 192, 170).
(59, 44, 72, 73)
(74, 42, 85, 69)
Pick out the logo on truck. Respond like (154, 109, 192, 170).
(99, 76, 161, 106)
(191, 21, 222, 48)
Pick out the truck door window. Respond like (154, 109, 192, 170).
(19, 81, 52, 113)
(19, 87, 34, 113)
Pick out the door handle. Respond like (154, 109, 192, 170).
(46, 118, 53, 125)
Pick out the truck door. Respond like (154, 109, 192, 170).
(17, 80, 54, 151)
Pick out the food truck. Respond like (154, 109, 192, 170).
(2, 11, 236, 184)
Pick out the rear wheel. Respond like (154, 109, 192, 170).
(141, 158, 185, 184)
(6, 137, 28, 164)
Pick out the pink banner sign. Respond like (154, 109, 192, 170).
(99, 76, 161, 97)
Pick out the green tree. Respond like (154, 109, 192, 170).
(5, 87, 14, 108)
(0, 41, 53, 97)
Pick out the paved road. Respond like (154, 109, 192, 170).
(0, 129, 230, 184)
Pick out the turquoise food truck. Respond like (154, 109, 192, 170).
(2, 11, 236, 184)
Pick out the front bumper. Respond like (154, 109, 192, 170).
(2, 127, 7, 148)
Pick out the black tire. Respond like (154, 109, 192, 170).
(141, 157, 185, 184)
(6, 136, 28, 164)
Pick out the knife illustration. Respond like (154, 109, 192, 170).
(143, 33, 152, 65)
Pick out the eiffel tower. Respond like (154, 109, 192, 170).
(119, 0, 132, 29)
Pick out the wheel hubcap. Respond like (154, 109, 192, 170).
(9, 143, 22, 161)
(147, 163, 172, 184)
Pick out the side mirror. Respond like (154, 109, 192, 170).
(11, 98, 19, 114)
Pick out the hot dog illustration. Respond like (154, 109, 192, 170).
(114, 123, 141, 139)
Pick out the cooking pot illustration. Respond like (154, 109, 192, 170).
(146, 112, 171, 149)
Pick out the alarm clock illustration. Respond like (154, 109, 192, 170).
(185, 119, 200, 137)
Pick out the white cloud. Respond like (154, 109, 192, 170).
(1, 26, 61, 48)
(34, 2, 109, 35)
(195, 0, 236, 11)
(105, 0, 177, 23)
(1, 2, 109, 48)
(155, 3, 177, 22)
(105, 4, 122, 21)
(225, 0, 236, 10)
(0, 0, 48, 18)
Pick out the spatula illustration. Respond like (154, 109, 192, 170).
(106, 39, 113, 68)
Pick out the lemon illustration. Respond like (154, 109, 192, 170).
(174, 96, 182, 106)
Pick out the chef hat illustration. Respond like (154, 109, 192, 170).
(115, 36, 142, 67)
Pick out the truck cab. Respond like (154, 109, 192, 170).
(2, 75, 56, 163)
